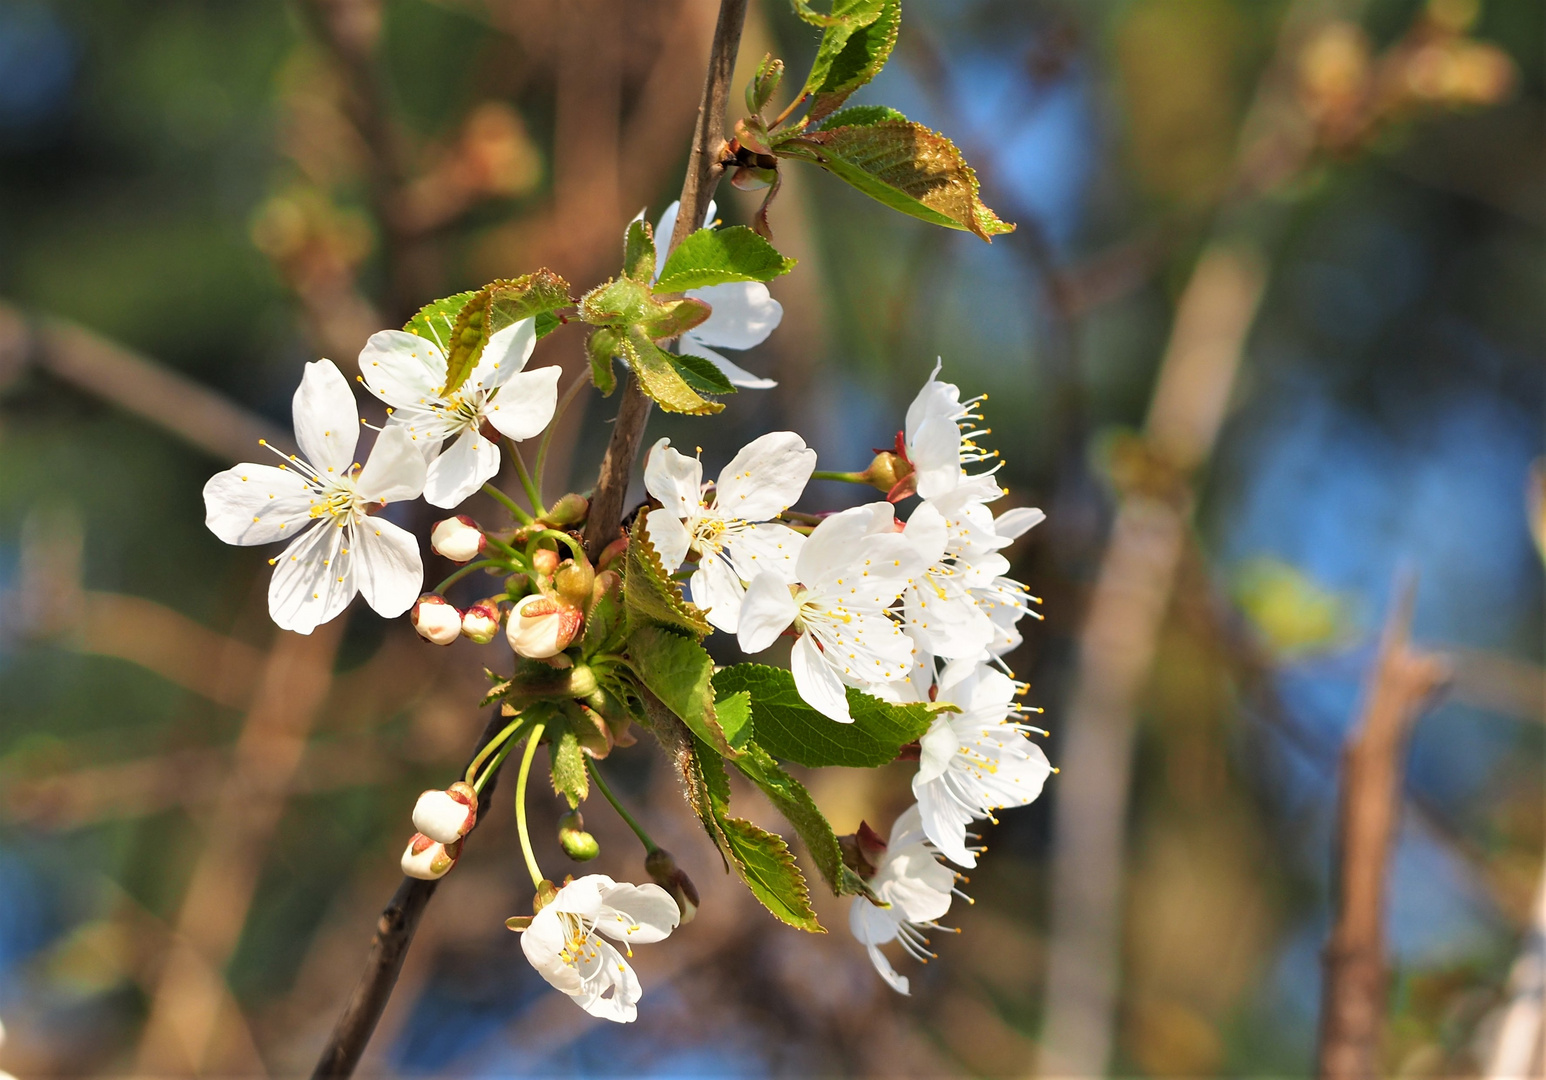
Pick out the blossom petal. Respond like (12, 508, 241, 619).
(724, 523, 802, 586)
(521, 906, 584, 994)
(912, 777, 978, 868)
(903, 359, 953, 443)
(791, 631, 852, 722)
(594, 881, 680, 945)
(795, 503, 897, 586)
(423, 427, 500, 508)
(736, 572, 798, 655)
(880, 847, 955, 924)
(994, 506, 1046, 541)
(680, 340, 777, 390)
(713, 431, 815, 521)
(865, 942, 911, 995)
(359, 330, 447, 411)
(642, 439, 702, 520)
(902, 501, 950, 565)
(684, 282, 782, 350)
(849, 895, 901, 946)
(485, 365, 562, 442)
(644, 510, 692, 574)
(292, 359, 361, 476)
(268, 520, 354, 635)
(910, 415, 962, 500)
(571, 936, 641, 1022)
(468, 318, 537, 391)
(354, 516, 424, 618)
(356, 425, 428, 505)
(691, 551, 745, 634)
(915, 717, 959, 785)
(203, 464, 314, 546)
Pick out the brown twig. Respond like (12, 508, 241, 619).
(583, 0, 749, 556)
(1316, 576, 1450, 1080)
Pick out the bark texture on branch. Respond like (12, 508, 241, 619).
(1316, 579, 1449, 1080)
(583, 0, 749, 556)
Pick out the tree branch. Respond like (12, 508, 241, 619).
(583, 0, 749, 556)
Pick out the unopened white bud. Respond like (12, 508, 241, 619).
(401, 833, 461, 879)
(412, 781, 478, 844)
(461, 598, 503, 644)
(430, 515, 486, 563)
(411, 594, 463, 645)
(506, 593, 582, 659)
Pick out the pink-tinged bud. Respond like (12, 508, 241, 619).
(839, 820, 888, 880)
(553, 557, 595, 607)
(506, 594, 582, 659)
(597, 537, 628, 572)
(645, 848, 700, 925)
(461, 598, 503, 643)
(401, 833, 461, 879)
(430, 515, 486, 563)
(730, 164, 778, 191)
(541, 492, 589, 527)
(412, 781, 478, 844)
(531, 548, 561, 576)
(411, 594, 463, 645)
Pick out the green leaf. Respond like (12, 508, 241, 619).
(719, 814, 822, 931)
(404, 290, 477, 352)
(623, 218, 657, 282)
(712, 664, 937, 768)
(549, 722, 589, 808)
(581, 573, 627, 659)
(638, 297, 713, 342)
(534, 311, 563, 339)
(733, 742, 864, 896)
(656, 226, 797, 293)
(629, 626, 739, 757)
(790, 0, 884, 29)
(586, 329, 619, 395)
(746, 53, 785, 116)
(626, 328, 724, 415)
(812, 104, 907, 131)
(671, 352, 736, 396)
(623, 507, 714, 637)
(443, 270, 572, 394)
(714, 690, 754, 751)
(778, 118, 1014, 241)
(802, 0, 900, 123)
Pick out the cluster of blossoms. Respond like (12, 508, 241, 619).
(203, 200, 1050, 1020)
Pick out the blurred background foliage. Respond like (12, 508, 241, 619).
(0, 0, 1540, 1075)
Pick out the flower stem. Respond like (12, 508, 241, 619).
(481, 533, 524, 562)
(434, 558, 504, 594)
(507, 440, 546, 519)
(483, 482, 535, 526)
(466, 714, 528, 787)
(525, 528, 586, 562)
(514, 721, 547, 889)
(534, 374, 590, 503)
(811, 469, 866, 483)
(586, 757, 659, 854)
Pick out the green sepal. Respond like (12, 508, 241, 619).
(404, 290, 478, 352)
(578, 275, 653, 326)
(586, 329, 619, 396)
(625, 327, 724, 415)
(623, 218, 657, 282)
(622, 507, 714, 637)
(442, 270, 572, 395)
(712, 663, 940, 767)
(638, 297, 713, 341)
(790, 0, 885, 29)
(629, 625, 740, 758)
(733, 742, 865, 897)
(656, 226, 797, 293)
(802, 0, 901, 124)
(746, 53, 785, 116)
(548, 716, 589, 808)
(778, 118, 1014, 241)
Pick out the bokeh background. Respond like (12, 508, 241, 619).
(0, 0, 1541, 1075)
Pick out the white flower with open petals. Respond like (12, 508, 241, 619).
(737, 503, 925, 722)
(913, 660, 1053, 867)
(651, 200, 783, 389)
(643, 432, 814, 633)
(904, 360, 998, 499)
(849, 804, 962, 995)
(359, 317, 560, 508)
(519, 874, 680, 1023)
(203, 359, 426, 635)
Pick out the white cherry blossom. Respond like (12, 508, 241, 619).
(903, 360, 999, 499)
(849, 804, 961, 995)
(913, 660, 1053, 867)
(359, 317, 560, 508)
(643, 432, 814, 633)
(519, 874, 680, 1022)
(737, 503, 925, 722)
(651, 200, 783, 389)
(203, 359, 426, 635)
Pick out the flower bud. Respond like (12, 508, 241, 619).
(506, 594, 582, 659)
(558, 809, 600, 861)
(540, 492, 589, 527)
(859, 450, 912, 496)
(531, 548, 561, 576)
(597, 537, 628, 572)
(412, 781, 478, 844)
(401, 833, 461, 880)
(553, 557, 595, 607)
(566, 663, 599, 700)
(430, 515, 486, 563)
(411, 594, 463, 645)
(645, 848, 700, 925)
(730, 164, 778, 191)
(461, 598, 503, 643)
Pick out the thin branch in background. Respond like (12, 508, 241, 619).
(1316, 575, 1450, 1080)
